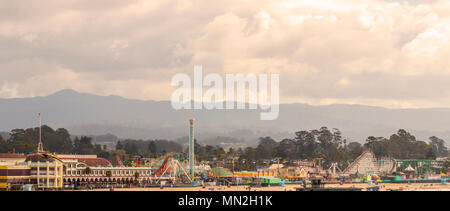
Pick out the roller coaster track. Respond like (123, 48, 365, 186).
(152, 155, 170, 176)
(343, 151, 379, 175)
(150, 156, 193, 184)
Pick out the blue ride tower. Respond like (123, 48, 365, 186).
(189, 119, 195, 183)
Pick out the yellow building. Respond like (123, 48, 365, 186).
(0, 154, 64, 190)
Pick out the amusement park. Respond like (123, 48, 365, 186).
(1, 118, 449, 192)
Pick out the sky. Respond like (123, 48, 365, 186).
(1, 0, 450, 108)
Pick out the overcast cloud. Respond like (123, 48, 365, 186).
(1, 0, 450, 108)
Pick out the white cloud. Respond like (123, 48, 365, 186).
(1, 0, 450, 109)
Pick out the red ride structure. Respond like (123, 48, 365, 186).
(116, 155, 125, 167)
(151, 155, 170, 176)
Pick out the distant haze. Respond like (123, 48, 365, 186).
(1, 89, 450, 146)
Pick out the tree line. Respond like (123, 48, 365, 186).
(232, 128, 448, 170)
(109, 127, 448, 171)
(0, 126, 448, 171)
(0, 125, 108, 157)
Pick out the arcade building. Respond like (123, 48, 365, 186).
(0, 143, 156, 190)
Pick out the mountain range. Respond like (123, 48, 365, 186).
(1, 89, 450, 146)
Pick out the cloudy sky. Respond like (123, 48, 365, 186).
(1, 0, 450, 108)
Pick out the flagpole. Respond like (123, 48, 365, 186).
(38, 113, 43, 153)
